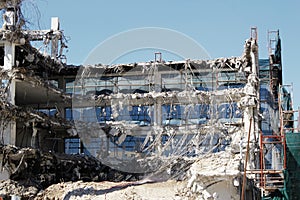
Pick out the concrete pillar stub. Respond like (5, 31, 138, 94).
(4, 42, 15, 70)
(3, 41, 17, 145)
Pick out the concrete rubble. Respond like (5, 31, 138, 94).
(0, 145, 145, 199)
(0, 145, 242, 199)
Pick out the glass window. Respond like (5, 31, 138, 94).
(65, 138, 81, 154)
(65, 78, 76, 94)
(111, 135, 146, 153)
(192, 72, 214, 91)
(38, 108, 57, 117)
(162, 104, 210, 125)
(116, 105, 152, 126)
(162, 105, 182, 125)
(218, 103, 242, 119)
(96, 106, 112, 123)
(118, 75, 148, 93)
(161, 73, 184, 92)
(65, 108, 73, 121)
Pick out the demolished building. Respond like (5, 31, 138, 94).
(0, 1, 300, 199)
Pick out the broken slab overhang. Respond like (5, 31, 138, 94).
(14, 43, 79, 76)
(0, 67, 71, 107)
(74, 55, 250, 77)
(72, 36, 255, 76)
(72, 86, 245, 109)
(0, 37, 256, 97)
(10, 39, 254, 80)
(12, 68, 71, 106)
(0, 96, 72, 129)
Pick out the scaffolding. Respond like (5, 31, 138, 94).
(268, 30, 282, 102)
(254, 84, 300, 198)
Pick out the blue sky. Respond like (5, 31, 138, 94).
(28, 0, 300, 108)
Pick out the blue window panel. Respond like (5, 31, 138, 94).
(65, 138, 81, 154)
(96, 106, 112, 122)
(162, 105, 182, 126)
(162, 105, 181, 120)
(162, 135, 170, 145)
(110, 135, 149, 153)
(233, 104, 242, 118)
(218, 103, 242, 119)
(130, 107, 139, 121)
(162, 104, 210, 125)
(198, 104, 210, 119)
(218, 104, 230, 119)
(72, 109, 81, 121)
(38, 109, 57, 117)
(49, 109, 57, 117)
(195, 86, 209, 91)
(65, 108, 73, 121)
(260, 84, 272, 101)
(129, 106, 151, 122)
(261, 121, 271, 132)
(38, 109, 49, 115)
(260, 104, 267, 113)
(115, 106, 151, 125)
(116, 107, 131, 121)
(259, 59, 270, 70)
(82, 107, 98, 122)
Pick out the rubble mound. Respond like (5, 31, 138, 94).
(0, 145, 244, 199)
(0, 145, 143, 197)
(35, 180, 185, 200)
(0, 179, 39, 199)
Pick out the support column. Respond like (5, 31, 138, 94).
(57, 77, 66, 119)
(51, 17, 60, 59)
(4, 42, 15, 70)
(153, 67, 162, 126)
(3, 42, 17, 145)
(31, 123, 40, 149)
(154, 99, 162, 126)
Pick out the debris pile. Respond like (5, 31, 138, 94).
(0, 145, 143, 198)
(35, 180, 185, 200)
(0, 179, 39, 199)
(0, 136, 242, 199)
(176, 151, 241, 200)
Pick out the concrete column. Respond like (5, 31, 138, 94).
(3, 41, 16, 106)
(3, 42, 17, 146)
(51, 17, 60, 59)
(154, 99, 162, 126)
(31, 125, 40, 149)
(4, 42, 15, 70)
(153, 69, 162, 126)
(58, 77, 65, 91)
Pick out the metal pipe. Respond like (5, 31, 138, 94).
(259, 131, 264, 189)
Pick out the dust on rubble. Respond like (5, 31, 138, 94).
(34, 180, 186, 200)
